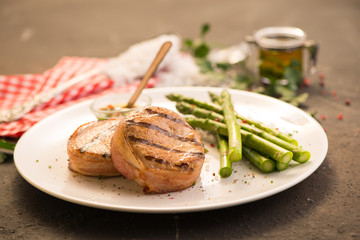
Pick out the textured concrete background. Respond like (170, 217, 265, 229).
(1, 0, 360, 239)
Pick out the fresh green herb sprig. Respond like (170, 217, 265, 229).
(183, 23, 309, 107)
(183, 23, 211, 59)
(0, 139, 15, 151)
(0, 139, 16, 164)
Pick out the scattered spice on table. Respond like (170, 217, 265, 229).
(303, 77, 311, 87)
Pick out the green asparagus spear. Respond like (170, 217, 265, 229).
(242, 146, 275, 173)
(220, 89, 242, 162)
(168, 92, 299, 147)
(236, 114, 298, 146)
(209, 91, 298, 146)
(175, 101, 224, 122)
(185, 117, 293, 164)
(290, 148, 311, 163)
(166, 93, 223, 113)
(185, 117, 228, 135)
(240, 129, 292, 164)
(217, 134, 232, 177)
(275, 162, 289, 171)
(208, 91, 222, 106)
(239, 122, 310, 163)
(177, 99, 309, 163)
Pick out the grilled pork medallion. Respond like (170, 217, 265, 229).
(67, 119, 121, 177)
(111, 106, 205, 194)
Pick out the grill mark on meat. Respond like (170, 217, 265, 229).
(102, 152, 111, 158)
(79, 124, 118, 154)
(125, 120, 202, 146)
(144, 156, 194, 172)
(128, 135, 205, 158)
(175, 162, 193, 171)
(144, 156, 169, 165)
(144, 108, 192, 128)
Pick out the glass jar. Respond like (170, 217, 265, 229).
(247, 26, 318, 83)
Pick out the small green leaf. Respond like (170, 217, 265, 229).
(232, 74, 253, 90)
(261, 77, 278, 96)
(196, 59, 213, 73)
(201, 23, 210, 38)
(183, 39, 193, 48)
(277, 86, 296, 101)
(216, 62, 232, 71)
(233, 82, 248, 90)
(252, 86, 265, 94)
(310, 110, 318, 118)
(283, 59, 302, 92)
(194, 43, 210, 58)
(289, 92, 309, 106)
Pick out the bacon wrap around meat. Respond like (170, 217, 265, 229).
(111, 106, 205, 194)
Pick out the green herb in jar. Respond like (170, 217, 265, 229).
(259, 46, 303, 80)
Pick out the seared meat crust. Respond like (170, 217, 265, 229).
(67, 119, 121, 177)
(111, 106, 205, 194)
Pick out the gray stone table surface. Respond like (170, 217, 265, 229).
(0, 0, 359, 239)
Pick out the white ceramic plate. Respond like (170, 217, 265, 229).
(14, 87, 328, 213)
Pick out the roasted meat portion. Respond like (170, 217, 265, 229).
(111, 106, 205, 194)
(67, 119, 121, 177)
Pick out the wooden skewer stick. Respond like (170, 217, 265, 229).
(126, 41, 172, 108)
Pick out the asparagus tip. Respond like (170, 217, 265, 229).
(219, 167, 232, 178)
(281, 152, 293, 164)
(290, 139, 299, 146)
(262, 160, 275, 173)
(229, 148, 242, 162)
(276, 162, 289, 171)
(297, 151, 311, 163)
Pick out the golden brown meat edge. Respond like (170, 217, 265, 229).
(111, 108, 205, 194)
(67, 120, 121, 177)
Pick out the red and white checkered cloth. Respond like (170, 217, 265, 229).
(0, 57, 158, 137)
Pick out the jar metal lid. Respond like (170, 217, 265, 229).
(254, 26, 307, 49)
